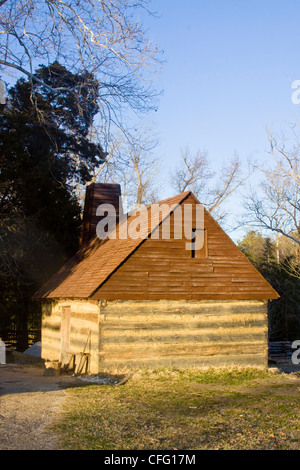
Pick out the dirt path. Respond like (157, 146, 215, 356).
(0, 365, 83, 450)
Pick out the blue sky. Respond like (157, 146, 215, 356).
(139, 0, 300, 235)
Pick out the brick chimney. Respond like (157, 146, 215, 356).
(79, 183, 123, 247)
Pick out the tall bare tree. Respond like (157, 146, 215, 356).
(242, 129, 300, 278)
(170, 148, 213, 196)
(94, 127, 161, 209)
(0, 0, 162, 140)
(244, 130, 300, 245)
(170, 146, 251, 222)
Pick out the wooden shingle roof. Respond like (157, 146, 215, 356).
(32, 191, 188, 299)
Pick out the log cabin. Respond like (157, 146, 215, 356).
(33, 183, 279, 373)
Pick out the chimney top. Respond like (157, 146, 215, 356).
(79, 183, 122, 248)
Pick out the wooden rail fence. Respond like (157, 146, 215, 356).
(268, 341, 293, 360)
(0, 329, 41, 350)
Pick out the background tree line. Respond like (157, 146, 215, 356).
(238, 231, 300, 342)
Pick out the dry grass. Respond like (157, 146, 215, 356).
(53, 367, 300, 450)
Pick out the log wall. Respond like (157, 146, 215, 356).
(41, 299, 269, 373)
(98, 299, 269, 370)
(41, 299, 101, 373)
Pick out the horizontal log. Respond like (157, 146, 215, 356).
(102, 317, 266, 329)
(101, 330, 266, 345)
(102, 313, 266, 325)
(69, 312, 99, 323)
(101, 340, 266, 359)
(103, 299, 266, 312)
(100, 293, 268, 301)
(42, 321, 61, 331)
(103, 308, 267, 319)
(99, 354, 267, 370)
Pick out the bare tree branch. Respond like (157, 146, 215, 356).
(0, 0, 162, 142)
(92, 126, 161, 208)
(244, 129, 300, 246)
(170, 147, 251, 222)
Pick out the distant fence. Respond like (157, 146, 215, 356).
(268, 341, 293, 360)
(0, 329, 41, 350)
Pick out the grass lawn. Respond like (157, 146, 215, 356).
(54, 367, 300, 450)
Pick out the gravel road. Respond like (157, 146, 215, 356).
(0, 364, 82, 450)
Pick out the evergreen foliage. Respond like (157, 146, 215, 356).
(0, 62, 106, 350)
